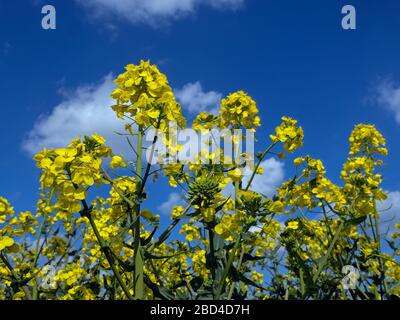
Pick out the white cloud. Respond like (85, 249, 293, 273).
(77, 0, 245, 26)
(175, 81, 222, 115)
(243, 158, 285, 197)
(22, 73, 224, 161)
(157, 192, 181, 215)
(22, 74, 130, 157)
(223, 158, 285, 198)
(378, 191, 400, 234)
(376, 80, 400, 124)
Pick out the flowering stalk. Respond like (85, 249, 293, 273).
(133, 125, 144, 299)
(0, 252, 32, 300)
(245, 141, 277, 191)
(82, 205, 134, 300)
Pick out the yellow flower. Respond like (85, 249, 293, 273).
(111, 60, 186, 129)
(219, 91, 260, 129)
(110, 156, 126, 169)
(55, 148, 77, 163)
(0, 236, 14, 251)
(180, 225, 201, 242)
(270, 200, 284, 213)
(349, 124, 387, 156)
(255, 166, 264, 175)
(171, 206, 184, 219)
(91, 133, 106, 145)
(287, 221, 299, 230)
(191, 250, 209, 279)
(251, 271, 264, 285)
(201, 207, 215, 222)
(192, 112, 218, 132)
(0, 197, 14, 224)
(215, 213, 241, 241)
(227, 168, 243, 182)
(270, 117, 304, 153)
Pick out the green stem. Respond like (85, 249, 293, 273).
(208, 227, 216, 298)
(216, 128, 243, 300)
(84, 210, 134, 300)
(32, 217, 46, 300)
(68, 167, 133, 300)
(131, 119, 160, 299)
(133, 125, 144, 299)
(373, 213, 389, 298)
(147, 199, 195, 251)
(312, 220, 344, 283)
(0, 252, 32, 300)
(227, 247, 245, 300)
(245, 142, 277, 191)
(215, 234, 241, 299)
(300, 268, 306, 298)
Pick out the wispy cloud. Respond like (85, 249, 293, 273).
(223, 158, 285, 198)
(157, 192, 181, 215)
(243, 158, 285, 197)
(2, 41, 12, 55)
(175, 81, 221, 115)
(375, 79, 400, 124)
(76, 0, 245, 27)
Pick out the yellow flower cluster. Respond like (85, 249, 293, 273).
(164, 163, 185, 188)
(0, 197, 14, 224)
(42, 236, 68, 259)
(110, 155, 126, 169)
(192, 112, 219, 132)
(147, 241, 190, 292)
(283, 219, 345, 261)
(251, 220, 282, 256)
(278, 156, 345, 210)
(171, 205, 185, 220)
(341, 125, 388, 215)
(111, 60, 186, 129)
(191, 249, 209, 279)
(227, 167, 243, 182)
(215, 212, 242, 241)
(34, 134, 111, 216)
(61, 286, 96, 300)
(0, 197, 17, 252)
(349, 124, 387, 156)
(109, 177, 137, 214)
(270, 117, 304, 153)
(2, 60, 400, 301)
(385, 259, 400, 282)
(55, 262, 86, 286)
(180, 224, 201, 242)
(219, 91, 261, 129)
(294, 156, 325, 178)
(8, 211, 38, 235)
(0, 235, 14, 251)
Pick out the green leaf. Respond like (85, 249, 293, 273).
(141, 226, 158, 246)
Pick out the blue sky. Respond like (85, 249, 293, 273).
(1, 0, 400, 227)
